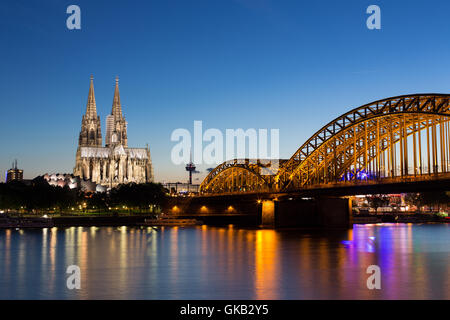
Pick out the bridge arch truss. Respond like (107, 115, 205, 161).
(199, 159, 277, 194)
(200, 94, 450, 194)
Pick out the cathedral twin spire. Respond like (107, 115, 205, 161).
(85, 75, 98, 119)
(112, 77, 123, 120)
(79, 76, 127, 148)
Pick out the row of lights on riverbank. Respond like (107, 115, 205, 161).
(171, 205, 237, 214)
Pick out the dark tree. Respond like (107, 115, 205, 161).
(109, 182, 167, 212)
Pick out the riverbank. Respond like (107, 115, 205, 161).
(0, 213, 448, 228)
(353, 213, 449, 224)
(0, 214, 255, 228)
(0, 215, 156, 228)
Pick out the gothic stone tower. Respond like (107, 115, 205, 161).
(78, 76, 102, 147)
(74, 76, 153, 189)
(105, 77, 128, 147)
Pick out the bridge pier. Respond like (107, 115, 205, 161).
(260, 197, 352, 229)
(261, 200, 276, 227)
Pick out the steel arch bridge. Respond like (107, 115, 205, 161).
(199, 158, 282, 194)
(199, 94, 450, 195)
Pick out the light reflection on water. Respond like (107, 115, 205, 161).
(0, 223, 448, 299)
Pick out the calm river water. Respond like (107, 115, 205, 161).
(0, 223, 449, 299)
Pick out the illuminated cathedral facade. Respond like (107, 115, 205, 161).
(73, 76, 153, 189)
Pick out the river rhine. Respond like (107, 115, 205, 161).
(0, 223, 448, 299)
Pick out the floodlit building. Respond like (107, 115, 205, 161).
(73, 76, 154, 188)
(6, 160, 23, 183)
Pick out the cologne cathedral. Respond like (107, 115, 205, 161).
(73, 76, 153, 189)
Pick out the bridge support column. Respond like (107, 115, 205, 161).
(316, 197, 352, 228)
(264, 197, 352, 229)
(261, 200, 276, 228)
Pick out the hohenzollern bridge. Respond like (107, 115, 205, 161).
(173, 94, 450, 228)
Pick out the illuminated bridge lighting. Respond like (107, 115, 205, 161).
(199, 94, 450, 195)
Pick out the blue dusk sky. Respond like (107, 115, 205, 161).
(1, 0, 450, 183)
